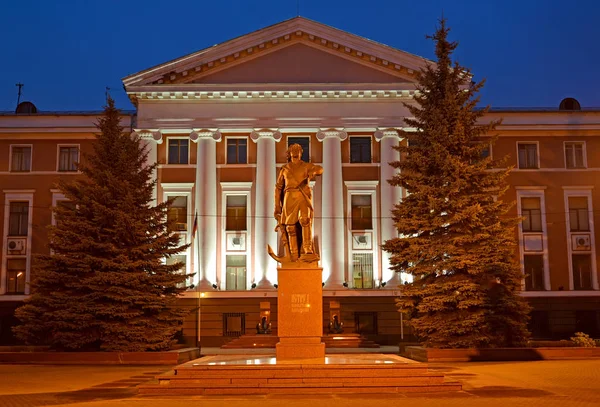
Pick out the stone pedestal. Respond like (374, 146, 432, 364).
(276, 267, 325, 361)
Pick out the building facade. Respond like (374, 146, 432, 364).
(1, 18, 599, 345)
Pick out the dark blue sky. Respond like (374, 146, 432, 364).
(1, 0, 598, 112)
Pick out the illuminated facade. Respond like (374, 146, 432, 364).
(1, 17, 599, 345)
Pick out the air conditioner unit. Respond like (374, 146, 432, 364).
(7, 238, 26, 255)
(357, 235, 367, 244)
(572, 234, 591, 251)
(175, 223, 187, 231)
(232, 237, 241, 246)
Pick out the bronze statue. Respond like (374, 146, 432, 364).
(268, 143, 323, 264)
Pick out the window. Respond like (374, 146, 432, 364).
(572, 254, 593, 290)
(167, 196, 188, 231)
(225, 255, 246, 290)
(518, 143, 538, 169)
(166, 255, 187, 288)
(352, 253, 373, 289)
(565, 142, 585, 169)
(226, 196, 246, 231)
(569, 197, 589, 231)
(8, 202, 29, 236)
(10, 146, 31, 172)
(226, 138, 247, 164)
(58, 146, 79, 172)
(351, 195, 372, 230)
(350, 137, 371, 163)
(6, 259, 26, 294)
(523, 255, 545, 291)
(521, 197, 542, 232)
(54, 200, 76, 228)
(287, 137, 310, 162)
(168, 139, 189, 164)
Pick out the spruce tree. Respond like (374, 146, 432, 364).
(382, 19, 530, 348)
(14, 98, 191, 351)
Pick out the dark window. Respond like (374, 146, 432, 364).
(225, 255, 246, 290)
(167, 196, 188, 231)
(6, 259, 26, 294)
(572, 254, 593, 290)
(351, 195, 372, 230)
(226, 138, 247, 164)
(565, 142, 585, 169)
(352, 253, 373, 289)
(569, 197, 589, 231)
(168, 139, 189, 164)
(9, 202, 29, 236)
(518, 143, 538, 169)
(58, 146, 79, 172)
(524, 254, 545, 291)
(226, 196, 247, 231)
(11, 146, 31, 172)
(55, 200, 76, 227)
(350, 137, 371, 163)
(166, 254, 187, 288)
(354, 312, 378, 334)
(521, 197, 542, 232)
(287, 137, 310, 162)
(223, 313, 245, 337)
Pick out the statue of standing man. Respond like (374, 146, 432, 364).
(268, 143, 323, 264)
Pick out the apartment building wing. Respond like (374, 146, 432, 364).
(1, 17, 599, 346)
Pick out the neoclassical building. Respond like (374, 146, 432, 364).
(1, 17, 599, 345)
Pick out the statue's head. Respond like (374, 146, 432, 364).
(286, 143, 303, 162)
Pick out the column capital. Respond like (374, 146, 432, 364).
(374, 128, 403, 142)
(250, 128, 282, 143)
(316, 128, 348, 142)
(134, 129, 163, 144)
(190, 129, 222, 143)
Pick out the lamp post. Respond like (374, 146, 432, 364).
(197, 292, 205, 350)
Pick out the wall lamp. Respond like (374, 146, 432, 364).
(381, 282, 387, 288)
(273, 284, 278, 289)
(342, 282, 349, 288)
(251, 283, 257, 289)
(322, 282, 325, 287)
(212, 283, 218, 289)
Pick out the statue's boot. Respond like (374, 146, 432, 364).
(301, 225, 313, 255)
(286, 225, 299, 261)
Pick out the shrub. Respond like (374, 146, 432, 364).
(570, 332, 597, 348)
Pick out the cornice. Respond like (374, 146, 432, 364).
(130, 88, 419, 102)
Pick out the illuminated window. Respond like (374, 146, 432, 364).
(351, 195, 372, 230)
(572, 254, 592, 290)
(6, 259, 26, 294)
(287, 136, 310, 162)
(569, 197, 589, 231)
(226, 138, 247, 164)
(350, 137, 371, 163)
(166, 254, 187, 288)
(58, 146, 79, 172)
(521, 197, 542, 232)
(167, 196, 188, 231)
(352, 253, 373, 289)
(10, 146, 31, 172)
(8, 202, 29, 236)
(226, 196, 246, 231)
(225, 255, 246, 290)
(518, 143, 538, 169)
(168, 139, 189, 164)
(565, 142, 585, 169)
(523, 255, 544, 291)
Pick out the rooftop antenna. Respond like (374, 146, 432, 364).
(15, 83, 24, 107)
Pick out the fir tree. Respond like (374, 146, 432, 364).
(14, 98, 191, 351)
(382, 19, 530, 348)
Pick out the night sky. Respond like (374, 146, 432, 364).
(1, 0, 598, 112)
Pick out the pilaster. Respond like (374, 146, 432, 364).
(135, 129, 163, 206)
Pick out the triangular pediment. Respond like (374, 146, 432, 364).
(123, 17, 431, 88)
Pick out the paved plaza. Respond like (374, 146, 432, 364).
(0, 355, 599, 406)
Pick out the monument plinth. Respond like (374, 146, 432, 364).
(276, 267, 325, 361)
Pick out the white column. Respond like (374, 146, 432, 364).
(316, 129, 347, 289)
(191, 129, 221, 290)
(136, 129, 162, 206)
(251, 129, 281, 288)
(375, 129, 403, 287)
